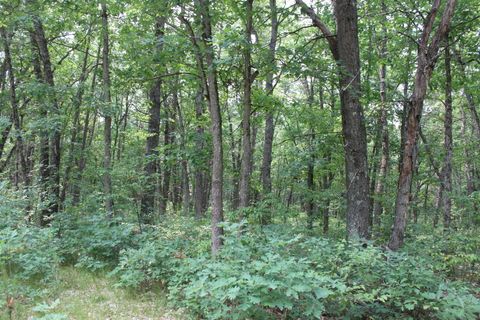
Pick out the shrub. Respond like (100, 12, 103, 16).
(0, 226, 59, 282)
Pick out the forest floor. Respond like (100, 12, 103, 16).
(4, 267, 183, 320)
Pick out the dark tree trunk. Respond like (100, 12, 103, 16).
(334, 0, 370, 239)
(141, 17, 165, 224)
(198, 0, 224, 254)
(101, 2, 113, 216)
(460, 105, 474, 195)
(389, 0, 457, 250)
(29, 30, 50, 226)
(261, 0, 278, 218)
(172, 80, 191, 215)
(73, 45, 101, 205)
(239, 0, 254, 210)
(441, 35, 453, 229)
(296, 0, 370, 239)
(194, 88, 208, 218)
(159, 101, 173, 215)
(453, 50, 480, 139)
(60, 39, 90, 207)
(32, 14, 61, 221)
(372, 1, 389, 225)
(1, 28, 29, 186)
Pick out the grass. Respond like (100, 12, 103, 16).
(2, 267, 184, 320)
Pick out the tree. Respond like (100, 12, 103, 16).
(197, 0, 224, 254)
(239, 0, 254, 210)
(388, 0, 457, 250)
(101, 1, 113, 216)
(141, 16, 165, 224)
(296, 0, 370, 239)
(260, 0, 278, 208)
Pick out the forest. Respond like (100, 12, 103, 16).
(0, 0, 479, 319)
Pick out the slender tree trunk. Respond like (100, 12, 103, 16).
(60, 39, 90, 206)
(261, 0, 278, 220)
(101, 2, 113, 216)
(460, 105, 474, 195)
(172, 80, 191, 215)
(193, 88, 208, 218)
(372, 1, 389, 225)
(441, 35, 453, 229)
(159, 100, 173, 215)
(1, 28, 29, 185)
(453, 50, 480, 139)
(141, 16, 165, 224)
(73, 45, 101, 205)
(179, 14, 209, 219)
(198, 0, 224, 254)
(239, 0, 254, 211)
(32, 13, 61, 220)
(389, 0, 457, 250)
(29, 30, 50, 226)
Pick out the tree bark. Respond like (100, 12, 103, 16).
(101, 2, 113, 216)
(141, 16, 165, 224)
(441, 35, 453, 229)
(372, 0, 389, 225)
(1, 28, 29, 186)
(60, 38, 90, 207)
(389, 0, 457, 250)
(198, 0, 224, 254)
(296, 0, 370, 239)
(261, 0, 278, 205)
(453, 50, 480, 139)
(32, 13, 61, 221)
(239, 0, 254, 210)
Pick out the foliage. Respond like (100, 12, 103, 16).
(53, 213, 136, 271)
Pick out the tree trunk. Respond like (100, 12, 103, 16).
(32, 13, 61, 221)
(198, 0, 224, 254)
(453, 50, 480, 139)
(261, 0, 278, 214)
(72, 45, 101, 205)
(159, 101, 173, 215)
(141, 16, 165, 224)
(296, 0, 370, 239)
(239, 0, 254, 210)
(60, 39, 90, 207)
(334, 0, 370, 239)
(1, 28, 29, 186)
(101, 2, 113, 216)
(441, 35, 453, 229)
(372, 0, 389, 225)
(389, 0, 457, 250)
(29, 30, 50, 226)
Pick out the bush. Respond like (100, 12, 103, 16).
(54, 214, 136, 270)
(0, 226, 60, 282)
(167, 223, 480, 319)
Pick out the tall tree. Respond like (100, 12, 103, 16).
(239, 0, 254, 210)
(440, 34, 453, 229)
(388, 0, 457, 250)
(198, 0, 224, 254)
(296, 0, 370, 239)
(101, 1, 113, 216)
(141, 16, 165, 224)
(31, 11, 62, 222)
(1, 28, 29, 186)
(260, 0, 278, 203)
(372, 0, 390, 225)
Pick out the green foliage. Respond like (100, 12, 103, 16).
(53, 214, 136, 271)
(108, 222, 480, 319)
(0, 226, 59, 283)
